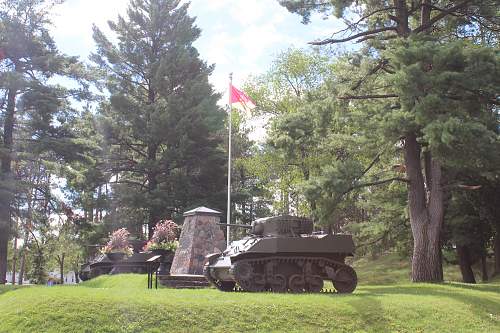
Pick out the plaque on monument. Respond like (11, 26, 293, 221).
(170, 207, 226, 275)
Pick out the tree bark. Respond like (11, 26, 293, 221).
(481, 251, 488, 282)
(405, 133, 444, 282)
(147, 144, 159, 238)
(421, 0, 432, 29)
(11, 237, 17, 285)
(59, 253, 65, 285)
(18, 190, 33, 285)
(457, 245, 476, 283)
(494, 223, 500, 276)
(394, 0, 410, 36)
(74, 254, 80, 284)
(18, 246, 26, 285)
(0, 85, 17, 284)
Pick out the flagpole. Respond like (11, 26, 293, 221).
(226, 73, 233, 248)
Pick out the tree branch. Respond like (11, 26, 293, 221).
(357, 219, 409, 248)
(351, 59, 389, 91)
(361, 152, 383, 178)
(342, 6, 398, 31)
(351, 177, 410, 190)
(356, 33, 398, 43)
(414, 0, 472, 33)
(309, 27, 398, 45)
(338, 94, 399, 100)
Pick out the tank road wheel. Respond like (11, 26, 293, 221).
(239, 274, 266, 292)
(270, 274, 287, 293)
(289, 274, 305, 293)
(233, 262, 253, 281)
(216, 280, 236, 292)
(238, 278, 253, 291)
(306, 275, 324, 293)
(251, 273, 267, 292)
(332, 266, 357, 294)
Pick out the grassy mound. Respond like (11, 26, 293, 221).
(353, 253, 465, 285)
(1, 256, 499, 333)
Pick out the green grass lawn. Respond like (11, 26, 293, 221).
(1, 256, 499, 333)
(352, 253, 467, 285)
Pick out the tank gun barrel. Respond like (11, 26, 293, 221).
(217, 223, 252, 229)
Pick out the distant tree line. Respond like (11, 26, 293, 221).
(0, 0, 229, 284)
(1, 0, 499, 285)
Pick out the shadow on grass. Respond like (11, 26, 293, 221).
(441, 282, 500, 294)
(362, 285, 500, 322)
(0, 286, 19, 296)
(346, 295, 390, 332)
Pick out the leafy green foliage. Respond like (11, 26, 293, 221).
(0, 0, 93, 283)
(278, 0, 353, 23)
(385, 38, 500, 168)
(91, 0, 227, 234)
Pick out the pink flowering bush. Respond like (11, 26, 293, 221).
(101, 228, 133, 256)
(144, 220, 179, 252)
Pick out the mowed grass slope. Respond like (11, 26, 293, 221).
(1, 256, 499, 333)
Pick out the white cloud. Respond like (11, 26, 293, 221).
(190, 0, 307, 97)
(48, 0, 345, 140)
(51, 0, 128, 57)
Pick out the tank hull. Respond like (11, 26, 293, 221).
(204, 233, 357, 293)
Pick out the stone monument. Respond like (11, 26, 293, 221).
(170, 206, 226, 275)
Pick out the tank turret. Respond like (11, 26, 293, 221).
(250, 215, 313, 237)
(204, 215, 357, 293)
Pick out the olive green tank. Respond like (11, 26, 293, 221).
(203, 215, 357, 293)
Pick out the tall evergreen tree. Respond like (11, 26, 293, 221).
(278, 0, 500, 282)
(0, 0, 88, 284)
(92, 0, 226, 237)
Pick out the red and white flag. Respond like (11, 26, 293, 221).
(230, 84, 256, 113)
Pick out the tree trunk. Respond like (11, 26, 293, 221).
(457, 245, 476, 283)
(18, 247, 26, 285)
(0, 86, 17, 284)
(481, 251, 488, 282)
(59, 253, 65, 285)
(421, 0, 432, 29)
(74, 254, 80, 284)
(11, 237, 17, 285)
(494, 224, 500, 276)
(97, 185, 102, 222)
(18, 193, 33, 285)
(394, 0, 410, 36)
(405, 133, 444, 282)
(147, 144, 159, 238)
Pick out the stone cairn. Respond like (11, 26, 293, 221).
(162, 207, 226, 288)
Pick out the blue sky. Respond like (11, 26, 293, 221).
(51, 0, 344, 98)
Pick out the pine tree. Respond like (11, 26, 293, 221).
(92, 0, 226, 237)
(278, 0, 500, 282)
(0, 0, 88, 284)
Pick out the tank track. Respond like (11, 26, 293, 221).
(204, 256, 357, 294)
(203, 264, 236, 292)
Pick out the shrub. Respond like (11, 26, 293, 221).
(101, 228, 133, 256)
(144, 220, 179, 252)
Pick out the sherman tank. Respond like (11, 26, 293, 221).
(203, 215, 357, 293)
